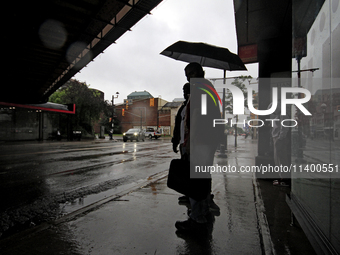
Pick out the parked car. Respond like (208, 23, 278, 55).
(145, 127, 162, 139)
(123, 128, 145, 142)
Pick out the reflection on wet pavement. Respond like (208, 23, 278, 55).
(40, 171, 261, 255)
(0, 139, 267, 255)
(0, 140, 176, 240)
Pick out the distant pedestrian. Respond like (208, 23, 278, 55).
(269, 102, 290, 186)
(109, 129, 113, 140)
(56, 129, 61, 141)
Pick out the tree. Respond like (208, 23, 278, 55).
(225, 75, 253, 113)
(224, 75, 254, 146)
(49, 79, 107, 137)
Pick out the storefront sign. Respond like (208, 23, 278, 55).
(238, 44, 258, 64)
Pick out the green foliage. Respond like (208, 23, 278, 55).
(49, 79, 108, 135)
(49, 89, 66, 104)
(224, 76, 255, 138)
(225, 75, 254, 113)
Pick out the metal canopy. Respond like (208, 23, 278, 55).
(2, 0, 162, 104)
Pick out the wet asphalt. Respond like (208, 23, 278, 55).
(0, 137, 316, 254)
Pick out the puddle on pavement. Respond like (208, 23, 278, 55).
(59, 172, 167, 216)
(58, 181, 138, 216)
(63, 150, 128, 162)
(59, 188, 120, 215)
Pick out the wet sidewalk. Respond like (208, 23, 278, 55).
(0, 138, 315, 255)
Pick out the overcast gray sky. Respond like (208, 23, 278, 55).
(74, 0, 258, 104)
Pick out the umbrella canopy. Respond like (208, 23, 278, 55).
(160, 41, 247, 71)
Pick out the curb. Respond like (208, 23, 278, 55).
(54, 170, 168, 225)
(253, 174, 276, 255)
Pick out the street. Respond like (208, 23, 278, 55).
(0, 137, 318, 255)
(0, 138, 178, 238)
(0, 137, 268, 255)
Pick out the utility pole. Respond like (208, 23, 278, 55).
(111, 92, 119, 125)
(111, 92, 119, 140)
(218, 87, 227, 158)
(234, 115, 238, 147)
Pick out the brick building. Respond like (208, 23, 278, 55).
(115, 91, 171, 135)
(160, 101, 184, 136)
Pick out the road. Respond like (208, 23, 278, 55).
(0, 138, 178, 238)
(0, 137, 317, 255)
(0, 137, 269, 255)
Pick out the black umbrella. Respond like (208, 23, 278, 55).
(160, 40, 247, 71)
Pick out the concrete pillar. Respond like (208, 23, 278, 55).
(255, 36, 292, 168)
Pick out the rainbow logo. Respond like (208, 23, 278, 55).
(196, 82, 222, 115)
(198, 83, 222, 106)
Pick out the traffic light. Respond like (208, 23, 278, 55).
(109, 117, 112, 122)
(150, 98, 154, 107)
(122, 109, 125, 116)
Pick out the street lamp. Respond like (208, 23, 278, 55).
(110, 92, 119, 140)
(112, 92, 119, 121)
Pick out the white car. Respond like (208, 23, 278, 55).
(145, 128, 162, 139)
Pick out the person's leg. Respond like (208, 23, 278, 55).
(175, 194, 211, 232)
(188, 196, 210, 223)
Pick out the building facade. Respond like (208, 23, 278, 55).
(115, 93, 171, 135)
(0, 102, 75, 141)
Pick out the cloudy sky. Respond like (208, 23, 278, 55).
(74, 0, 258, 104)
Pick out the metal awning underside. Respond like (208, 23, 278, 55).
(234, 0, 324, 47)
(2, 0, 162, 104)
(0, 101, 76, 114)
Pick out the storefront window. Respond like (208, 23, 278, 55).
(0, 107, 57, 141)
(292, 0, 340, 251)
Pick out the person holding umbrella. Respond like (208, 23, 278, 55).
(174, 62, 221, 232)
(161, 42, 245, 232)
